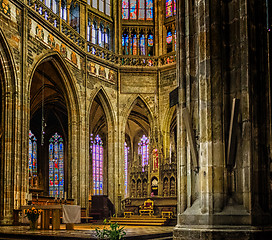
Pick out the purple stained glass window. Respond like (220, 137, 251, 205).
(124, 142, 129, 196)
(91, 134, 103, 195)
(138, 135, 149, 169)
(174, 0, 176, 15)
(130, 0, 137, 19)
(49, 133, 64, 198)
(29, 130, 37, 188)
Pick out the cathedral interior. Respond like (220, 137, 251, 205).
(0, 0, 272, 239)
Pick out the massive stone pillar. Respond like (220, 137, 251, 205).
(174, 0, 272, 239)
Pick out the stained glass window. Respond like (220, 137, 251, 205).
(49, 133, 64, 198)
(92, 22, 97, 44)
(90, 134, 103, 195)
(130, 0, 137, 19)
(29, 130, 37, 188)
(167, 30, 173, 52)
(106, 0, 111, 15)
(124, 142, 129, 196)
(138, 135, 149, 169)
(139, 34, 145, 55)
(148, 34, 153, 47)
(61, 1, 67, 21)
(99, 0, 104, 12)
(70, 1, 79, 32)
(131, 34, 137, 55)
(166, 0, 176, 18)
(122, 0, 129, 19)
(138, 0, 145, 20)
(122, 33, 129, 55)
(52, 0, 58, 14)
(105, 28, 109, 49)
(92, 0, 97, 9)
(122, 0, 153, 20)
(146, 0, 153, 20)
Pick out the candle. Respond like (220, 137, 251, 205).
(15, 192, 18, 200)
(64, 192, 67, 200)
(36, 194, 38, 200)
(25, 192, 28, 200)
(29, 193, 32, 201)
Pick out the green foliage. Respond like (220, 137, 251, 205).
(95, 220, 126, 240)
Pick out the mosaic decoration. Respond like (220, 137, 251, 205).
(71, 51, 78, 65)
(36, 24, 44, 40)
(60, 43, 67, 57)
(90, 134, 103, 195)
(138, 135, 149, 170)
(124, 142, 129, 196)
(49, 133, 64, 198)
(0, 0, 10, 16)
(99, 66, 106, 78)
(29, 130, 37, 188)
(48, 34, 56, 48)
(108, 70, 116, 83)
(89, 62, 96, 74)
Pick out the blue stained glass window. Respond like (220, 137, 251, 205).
(148, 34, 153, 46)
(49, 133, 64, 198)
(99, 0, 104, 12)
(146, 0, 153, 20)
(29, 130, 38, 188)
(91, 134, 103, 195)
(122, 33, 129, 55)
(138, 135, 149, 169)
(92, 22, 97, 44)
(92, 0, 97, 8)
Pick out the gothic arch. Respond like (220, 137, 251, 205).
(27, 51, 83, 204)
(0, 28, 19, 224)
(88, 87, 116, 204)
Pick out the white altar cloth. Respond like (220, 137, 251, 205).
(62, 205, 81, 223)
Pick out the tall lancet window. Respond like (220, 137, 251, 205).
(124, 142, 129, 196)
(29, 130, 38, 188)
(49, 133, 64, 198)
(166, 0, 176, 18)
(138, 135, 149, 169)
(91, 134, 103, 195)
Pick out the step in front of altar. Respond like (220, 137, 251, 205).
(109, 216, 168, 226)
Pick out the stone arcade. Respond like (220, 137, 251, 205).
(0, 0, 272, 239)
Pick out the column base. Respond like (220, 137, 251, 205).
(173, 225, 272, 240)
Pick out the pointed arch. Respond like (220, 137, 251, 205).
(0, 28, 18, 224)
(27, 51, 83, 205)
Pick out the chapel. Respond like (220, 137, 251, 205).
(0, 0, 272, 239)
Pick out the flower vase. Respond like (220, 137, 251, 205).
(29, 220, 38, 230)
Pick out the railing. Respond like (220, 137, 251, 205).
(28, 0, 60, 30)
(120, 55, 158, 67)
(159, 52, 176, 66)
(87, 42, 119, 64)
(26, 0, 176, 67)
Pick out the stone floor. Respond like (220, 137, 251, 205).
(0, 224, 174, 239)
